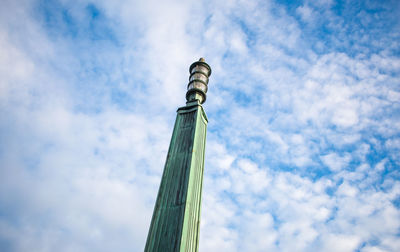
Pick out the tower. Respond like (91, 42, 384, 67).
(145, 58, 212, 252)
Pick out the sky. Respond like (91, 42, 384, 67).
(1, 0, 400, 251)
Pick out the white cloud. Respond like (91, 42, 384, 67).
(320, 234, 361, 252)
(297, 5, 314, 23)
(321, 153, 351, 172)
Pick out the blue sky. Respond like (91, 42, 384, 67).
(1, 0, 400, 251)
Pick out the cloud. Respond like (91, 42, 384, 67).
(321, 152, 351, 172)
(296, 5, 314, 23)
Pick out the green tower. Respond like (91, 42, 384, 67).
(145, 58, 212, 252)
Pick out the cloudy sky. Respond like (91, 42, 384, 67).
(1, 0, 400, 251)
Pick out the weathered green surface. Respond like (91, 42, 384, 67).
(145, 101, 208, 252)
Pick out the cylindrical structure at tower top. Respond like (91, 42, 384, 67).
(186, 58, 211, 104)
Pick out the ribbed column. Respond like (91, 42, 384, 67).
(145, 100, 208, 252)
